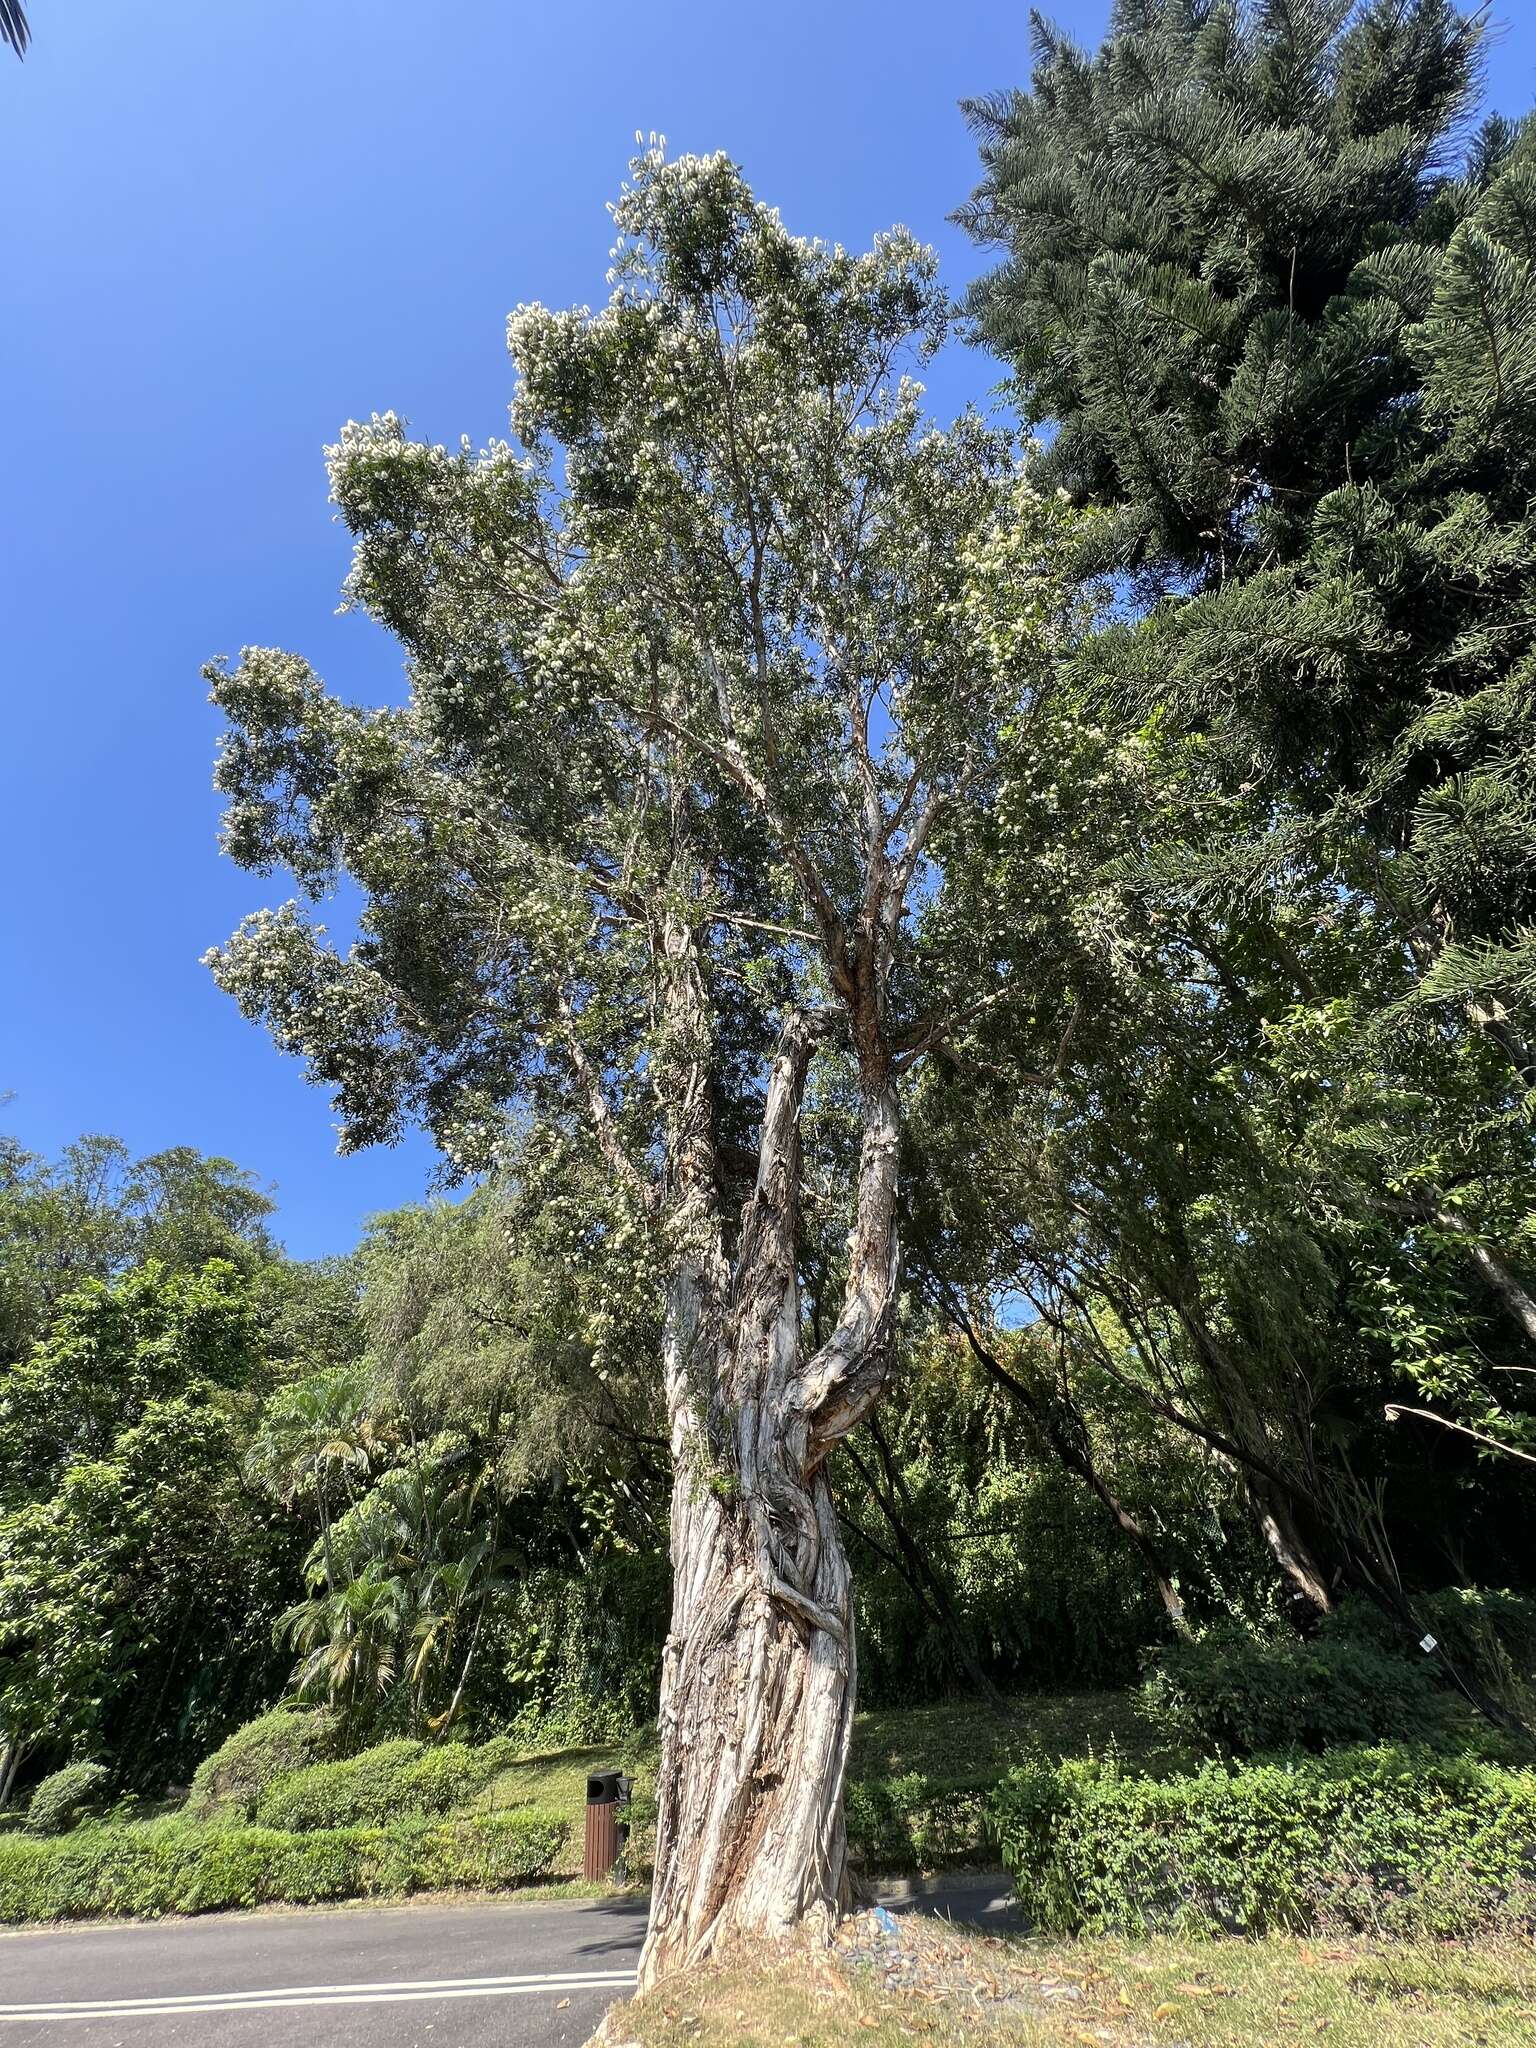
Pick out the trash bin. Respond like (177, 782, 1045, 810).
(583, 1769, 629, 1882)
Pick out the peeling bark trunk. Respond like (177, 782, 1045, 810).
(1248, 1478, 1333, 1623)
(643, 1431, 856, 1982)
(639, 991, 901, 1989)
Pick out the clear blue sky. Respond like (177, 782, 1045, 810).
(3, 3, 1533, 1260)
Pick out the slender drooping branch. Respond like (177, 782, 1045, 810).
(555, 990, 656, 1216)
(1384, 1402, 1536, 1469)
(928, 1277, 1190, 1634)
(841, 1432, 1011, 1708)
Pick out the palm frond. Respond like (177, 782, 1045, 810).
(1, 2, 29, 59)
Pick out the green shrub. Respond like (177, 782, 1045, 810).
(0, 1808, 567, 1922)
(845, 1773, 993, 1872)
(1420, 1587, 1536, 1672)
(990, 1746, 1536, 1938)
(1310, 1591, 1536, 1673)
(1418, 1588, 1536, 1726)
(254, 1736, 522, 1830)
(27, 1763, 112, 1837)
(1140, 1614, 1447, 1755)
(395, 1740, 521, 1813)
(255, 1739, 426, 1829)
(185, 1707, 340, 1819)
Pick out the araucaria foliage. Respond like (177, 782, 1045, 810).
(956, 0, 1536, 1652)
(961, 0, 1536, 1068)
(204, 146, 1078, 1979)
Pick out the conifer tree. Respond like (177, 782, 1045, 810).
(961, 0, 1536, 1074)
(957, 2, 1536, 1678)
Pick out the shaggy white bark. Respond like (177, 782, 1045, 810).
(639, 999, 901, 1988)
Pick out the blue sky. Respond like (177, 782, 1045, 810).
(3, 2, 1534, 1260)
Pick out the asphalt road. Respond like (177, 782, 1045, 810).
(0, 1895, 651, 2048)
(0, 1877, 1016, 2047)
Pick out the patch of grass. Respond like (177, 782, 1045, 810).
(478, 1745, 624, 1816)
(599, 1927, 1536, 2048)
(476, 1742, 655, 1877)
(1077, 1934, 1536, 2047)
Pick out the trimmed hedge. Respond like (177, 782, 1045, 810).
(185, 1707, 341, 1819)
(0, 1808, 567, 1923)
(254, 1736, 521, 1831)
(990, 1746, 1536, 1938)
(27, 1763, 112, 1837)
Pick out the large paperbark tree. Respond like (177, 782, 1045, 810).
(205, 148, 1075, 1983)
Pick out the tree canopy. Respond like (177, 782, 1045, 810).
(6, 0, 1536, 1984)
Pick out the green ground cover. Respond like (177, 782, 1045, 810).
(849, 1690, 1178, 1780)
(7, 1689, 1534, 1936)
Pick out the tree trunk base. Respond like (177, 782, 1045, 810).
(638, 1465, 855, 1990)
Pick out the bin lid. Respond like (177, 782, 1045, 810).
(587, 1769, 624, 1803)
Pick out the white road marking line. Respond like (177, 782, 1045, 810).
(0, 1968, 638, 2022)
(2, 1969, 638, 2011)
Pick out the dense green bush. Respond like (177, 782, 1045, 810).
(0, 1808, 566, 1922)
(1139, 1611, 1448, 1755)
(991, 1747, 1536, 1938)
(185, 1706, 340, 1819)
(1417, 1589, 1536, 1725)
(26, 1762, 112, 1837)
(254, 1736, 521, 1830)
(844, 1773, 993, 1872)
(254, 1738, 423, 1829)
(488, 1560, 670, 1751)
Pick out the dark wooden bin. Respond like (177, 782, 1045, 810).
(583, 1770, 625, 1881)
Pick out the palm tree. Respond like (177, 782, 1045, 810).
(280, 1564, 409, 1726)
(275, 1440, 509, 1738)
(411, 1538, 511, 1733)
(244, 1366, 382, 1590)
(2, 4, 29, 59)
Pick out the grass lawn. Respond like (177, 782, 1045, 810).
(473, 1690, 1170, 1882)
(476, 1744, 629, 1877)
(848, 1690, 1183, 1779)
(599, 1926, 1536, 2047)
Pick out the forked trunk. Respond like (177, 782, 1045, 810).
(639, 1000, 899, 1988)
